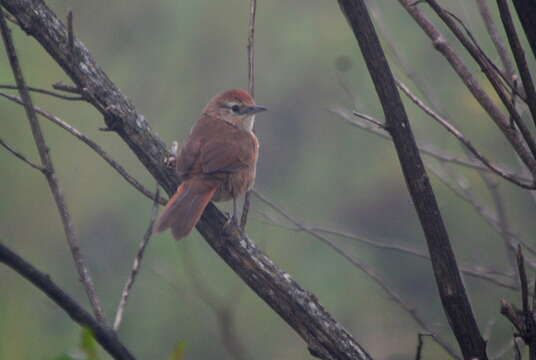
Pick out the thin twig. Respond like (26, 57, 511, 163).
(475, 0, 516, 83)
(0, 137, 45, 171)
(396, 78, 535, 189)
(0, 8, 106, 323)
(0, 242, 135, 360)
(332, 108, 531, 183)
(0, 91, 166, 205)
(423, 0, 536, 164)
(113, 188, 160, 331)
(398, 0, 536, 179)
(240, 0, 257, 231)
(253, 190, 460, 359)
(0, 84, 83, 100)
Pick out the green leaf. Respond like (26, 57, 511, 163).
(80, 327, 101, 360)
(169, 341, 186, 360)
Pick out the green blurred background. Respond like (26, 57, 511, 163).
(1, 0, 535, 359)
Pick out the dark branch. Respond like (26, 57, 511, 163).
(0, 242, 136, 360)
(497, 0, 536, 129)
(337, 1, 487, 359)
(512, 0, 536, 59)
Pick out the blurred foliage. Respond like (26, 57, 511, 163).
(1, 0, 536, 359)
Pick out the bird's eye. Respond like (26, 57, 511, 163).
(231, 105, 240, 113)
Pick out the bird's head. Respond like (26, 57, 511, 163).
(203, 89, 267, 131)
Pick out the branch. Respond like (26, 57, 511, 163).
(253, 191, 460, 359)
(240, 0, 257, 231)
(423, 0, 536, 162)
(0, 136, 45, 171)
(398, 0, 536, 179)
(0, 241, 135, 360)
(497, 0, 536, 129)
(0, 84, 83, 100)
(255, 190, 516, 290)
(396, 78, 535, 189)
(113, 189, 160, 331)
(333, 108, 531, 183)
(0, 1, 372, 358)
(0, 6, 106, 323)
(0, 91, 166, 205)
(337, 1, 487, 359)
(476, 0, 516, 83)
(512, 0, 536, 59)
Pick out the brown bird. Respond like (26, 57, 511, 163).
(154, 89, 267, 240)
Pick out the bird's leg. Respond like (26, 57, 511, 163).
(223, 196, 239, 234)
(164, 141, 179, 169)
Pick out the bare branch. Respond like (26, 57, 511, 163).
(0, 84, 83, 100)
(0, 137, 44, 171)
(0, 241, 135, 360)
(253, 190, 460, 359)
(396, 78, 535, 189)
(333, 108, 531, 183)
(398, 0, 536, 179)
(497, 0, 536, 129)
(113, 189, 160, 331)
(476, 0, 516, 82)
(240, 0, 258, 231)
(0, 91, 166, 205)
(0, 7, 106, 323)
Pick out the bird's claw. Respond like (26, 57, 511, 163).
(164, 155, 176, 169)
(222, 215, 239, 235)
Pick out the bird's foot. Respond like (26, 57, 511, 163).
(222, 214, 239, 236)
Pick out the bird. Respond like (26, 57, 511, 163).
(154, 89, 267, 240)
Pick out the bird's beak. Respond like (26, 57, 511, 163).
(243, 105, 267, 115)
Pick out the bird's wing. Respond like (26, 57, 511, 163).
(200, 136, 253, 175)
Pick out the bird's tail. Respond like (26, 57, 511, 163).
(153, 179, 217, 240)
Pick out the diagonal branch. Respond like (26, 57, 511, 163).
(0, 1, 372, 359)
(0, 91, 166, 205)
(0, 6, 106, 324)
(337, 1, 488, 359)
(113, 189, 160, 331)
(0, 136, 45, 171)
(396, 78, 535, 189)
(398, 0, 536, 180)
(0, 241, 135, 360)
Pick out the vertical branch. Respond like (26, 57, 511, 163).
(0, 7, 106, 323)
(475, 0, 516, 81)
(337, 1, 488, 359)
(240, 0, 257, 231)
(497, 0, 536, 128)
(512, 0, 536, 59)
(113, 189, 160, 331)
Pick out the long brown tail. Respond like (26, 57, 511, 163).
(153, 179, 217, 240)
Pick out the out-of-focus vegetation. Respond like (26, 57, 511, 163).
(1, 1, 535, 359)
